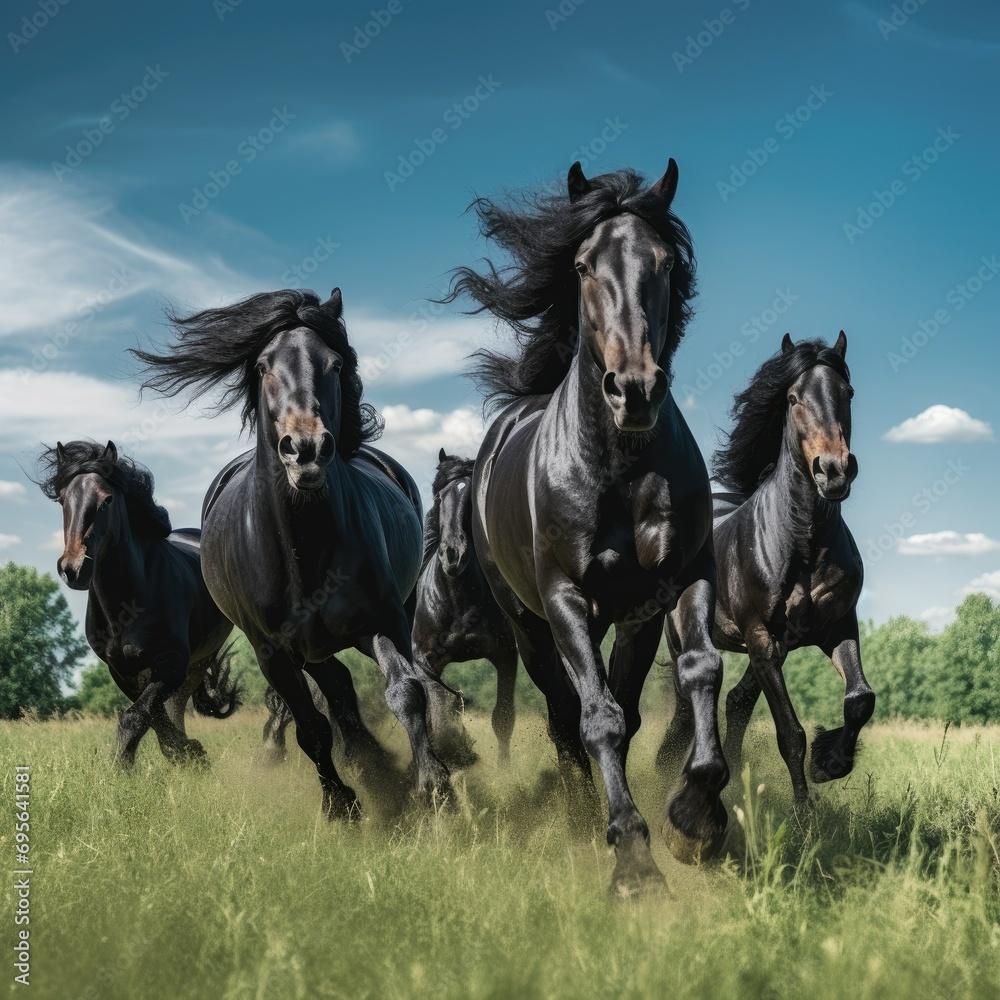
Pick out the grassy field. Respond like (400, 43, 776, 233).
(2, 696, 999, 1000)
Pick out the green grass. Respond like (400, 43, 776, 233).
(2, 703, 999, 1000)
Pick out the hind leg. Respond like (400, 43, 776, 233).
(261, 685, 295, 763)
(491, 637, 518, 763)
(811, 614, 875, 782)
(608, 614, 664, 764)
(722, 661, 761, 776)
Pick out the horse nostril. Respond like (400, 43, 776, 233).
(279, 435, 296, 458)
(812, 455, 822, 476)
(602, 371, 623, 400)
(319, 433, 335, 462)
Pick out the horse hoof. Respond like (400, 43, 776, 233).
(324, 787, 362, 822)
(809, 726, 854, 783)
(610, 848, 668, 899)
(662, 789, 727, 864)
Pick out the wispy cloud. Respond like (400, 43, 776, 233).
(0, 481, 27, 502)
(0, 168, 255, 339)
(883, 405, 994, 444)
(287, 122, 362, 163)
(0, 533, 22, 549)
(959, 570, 1000, 602)
(898, 531, 1000, 557)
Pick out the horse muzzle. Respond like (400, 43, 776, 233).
(814, 452, 858, 502)
(602, 368, 667, 433)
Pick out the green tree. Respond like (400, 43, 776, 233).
(937, 593, 1000, 724)
(75, 662, 130, 716)
(862, 615, 941, 720)
(0, 561, 89, 718)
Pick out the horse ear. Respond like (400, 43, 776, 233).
(103, 440, 118, 464)
(56, 442, 68, 460)
(652, 158, 679, 206)
(567, 161, 591, 203)
(781, 333, 794, 354)
(833, 330, 847, 358)
(438, 447, 448, 463)
(326, 287, 343, 315)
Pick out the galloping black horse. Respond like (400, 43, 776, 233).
(664, 333, 872, 802)
(132, 288, 452, 818)
(412, 449, 518, 764)
(446, 161, 728, 892)
(36, 440, 238, 764)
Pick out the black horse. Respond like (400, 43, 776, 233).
(665, 333, 872, 803)
(446, 161, 728, 893)
(412, 449, 518, 765)
(36, 440, 238, 765)
(132, 288, 451, 818)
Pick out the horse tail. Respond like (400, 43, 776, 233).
(191, 643, 243, 719)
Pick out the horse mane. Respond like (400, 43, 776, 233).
(422, 453, 475, 563)
(130, 289, 383, 458)
(35, 440, 172, 539)
(442, 167, 697, 410)
(713, 338, 851, 498)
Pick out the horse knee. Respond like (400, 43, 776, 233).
(675, 649, 723, 698)
(580, 698, 626, 756)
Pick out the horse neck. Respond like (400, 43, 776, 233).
(88, 500, 144, 618)
(762, 419, 842, 556)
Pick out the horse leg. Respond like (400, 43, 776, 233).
(359, 624, 451, 802)
(116, 652, 203, 767)
(415, 642, 479, 770)
(747, 630, 808, 804)
(662, 567, 729, 864)
(607, 614, 664, 764)
(542, 581, 662, 895)
(655, 660, 695, 776)
(261, 647, 359, 819)
(303, 657, 406, 790)
(261, 684, 295, 763)
(722, 661, 762, 777)
(513, 617, 599, 825)
(491, 638, 518, 763)
(811, 614, 875, 782)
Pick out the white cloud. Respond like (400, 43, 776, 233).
(288, 122, 362, 163)
(883, 405, 994, 444)
(919, 606, 955, 631)
(0, 168, 254, 339)
(0, 533, 21, 549)
(0, 481, 27, 502)
(898, 531, 1000, 557)
(959, 571, 1000, 602)
(381, 405, 486, 457)
(42, 529, 64, 552)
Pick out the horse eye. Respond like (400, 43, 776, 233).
(574, 261, 588, 277)
(331, 357, 343, 373)
(255, 362, 267, 377)
(847, 386, 855, 399)
(788, 393, 799, 405)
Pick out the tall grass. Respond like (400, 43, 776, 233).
(2, 707, 998, 999)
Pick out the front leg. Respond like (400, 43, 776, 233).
(543, 578, 663, 896)
(258, 644, 359, 820)
(116, 650, 204, 767)
(811, 613, 875, 782)
(662, 561, 729, 863)
(746, 627, 808, 803)
(359, 622, 451, 802)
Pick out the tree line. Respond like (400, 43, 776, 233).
(1, 560, 998, 726)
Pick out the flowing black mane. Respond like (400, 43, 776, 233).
(131, 289, 382, 457)
(443, 167, 696, 410)
(36, 440, 172, 538)
(713, 338, 851, 498)
(422, 453, 474, 563)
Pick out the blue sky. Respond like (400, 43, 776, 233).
(0, 0, 998, 629)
